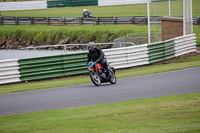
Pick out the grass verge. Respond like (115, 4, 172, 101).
(0, 25, 199, 46)
(0, 25, 149, 44)
(0, 53, 200, 94)
(1, 0, 200, 17)
(0, 93, 199, 132)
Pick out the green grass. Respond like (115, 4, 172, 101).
(1, 53, 200, 94)
(0, 93, 199, 133)
(1, 0, 200, 17)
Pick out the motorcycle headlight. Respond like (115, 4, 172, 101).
(87, 62, 93, 67)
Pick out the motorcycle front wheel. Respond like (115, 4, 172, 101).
(109, 68, 116, 84)
(89, 71, 101, 86)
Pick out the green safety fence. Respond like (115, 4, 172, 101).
(148, 41, 165, 64)
(148, 39, 175, 64)
(18, 52, 88, 81)
(163, 39, 175, 60)
(62, 53, 88, 76)
(47, 0, 98, 8)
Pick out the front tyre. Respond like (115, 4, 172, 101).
(109, 68, 116, 84)
(89, 71, 101, 86)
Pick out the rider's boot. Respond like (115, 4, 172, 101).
(105, 67, 112, 77)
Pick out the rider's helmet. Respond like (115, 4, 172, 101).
(83, 9, 87, 12)
(87, 42, 95, 51)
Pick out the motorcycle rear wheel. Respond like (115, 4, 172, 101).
(89, 71, 101, 86)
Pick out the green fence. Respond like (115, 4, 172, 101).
(148, 39, 175, 64)
(163, 39, 175, 60)
(47, 0, 98, 8)
(19, 52, 88, 81)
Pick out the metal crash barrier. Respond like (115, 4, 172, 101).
(0, 34, 196, 85)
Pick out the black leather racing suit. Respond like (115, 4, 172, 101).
(87, 48, 110, 74)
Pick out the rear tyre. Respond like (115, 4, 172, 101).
(109, 68, 116, 84)
(89, 71, 101, 86)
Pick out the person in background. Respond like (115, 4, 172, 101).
(83, 9, 92, 17)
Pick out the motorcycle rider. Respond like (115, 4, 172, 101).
(86, 42, 112, 76)
(83, 9, 92, 17)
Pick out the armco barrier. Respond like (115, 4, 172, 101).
(0, 59, 21, 84)
(47, 0, 98, 8)
(18, 52, 88, 82)
(147, 39, 175, 64)
(19, 54, 64, 81)
(148, 41, 165, 63)
(103, 47, 129, 69)
(163, 39, 175, 60)
(0, 34, 197, 85)
(103, 44, 149, 69)
(0, 1, 47, 11)
(174, 34, 196, 57)
(98, 0, 147, 6)
(62, 53, 88, 76)
(126, 44, 149, 67)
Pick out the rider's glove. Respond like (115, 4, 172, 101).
(96, 58, 102, 62)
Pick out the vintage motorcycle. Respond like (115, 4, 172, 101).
(87, 61, 116, 86)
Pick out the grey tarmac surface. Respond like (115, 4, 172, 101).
(0, 67, 200, 116)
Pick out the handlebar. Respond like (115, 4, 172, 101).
(87, 60, 100, 71)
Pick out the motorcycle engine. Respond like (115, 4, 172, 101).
(101, 73, 107, 80)
(98, 69, 103, 74)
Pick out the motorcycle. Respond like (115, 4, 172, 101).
(84, 12, 92, 17)
(87, 13, 92, 17)
(87, 61, 116, 86)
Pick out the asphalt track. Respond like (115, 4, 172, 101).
(0, 67, 200, 116)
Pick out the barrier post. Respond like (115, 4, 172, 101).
(79, 17, 82, 25)
(0, 16, 2, 25)
(30, 17, 33, 24)
(96, 17, 99, 25)
(46, 17, 49, 25)
(114, 17, 117, 25)
(132, 16, 134, 24)
(62, 17, 65, 25)
(15, 17, 19, 25)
